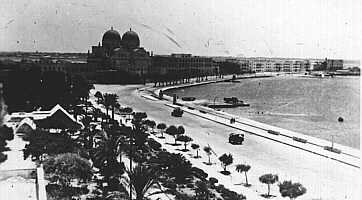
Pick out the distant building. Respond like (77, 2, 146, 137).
(326, 59, 343, 71)
(87, 27, 151, 77)
(230, 58, 309, 73)
(151, 53, 218, 80)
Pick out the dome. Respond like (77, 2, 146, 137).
(102, 27, 121, 50)
(122, 29, 140, 49)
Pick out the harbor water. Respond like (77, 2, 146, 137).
(166, 75, 360, 149)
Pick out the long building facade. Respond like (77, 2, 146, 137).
(150, 54, 219, 80)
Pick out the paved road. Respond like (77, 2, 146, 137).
(94, 84, 360, 200)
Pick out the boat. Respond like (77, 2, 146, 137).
(223, 97, 250, 106)
(208, 97, 249, 108)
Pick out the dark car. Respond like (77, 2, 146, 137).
(267, 130, 280, 135)
(171, 107, 184, 117)
(229, 133, 244, 145)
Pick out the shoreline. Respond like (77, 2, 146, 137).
(148, 75, 360, 160)
(94, 83, 360, 200)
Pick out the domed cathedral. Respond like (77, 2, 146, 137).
(102, 27, 121, 56)
(87, 27, 152, 82)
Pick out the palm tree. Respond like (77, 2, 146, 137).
(259, 174, 279, 198)
(109, 94, 119, 120)
(191, 143, 201, 158)
(126, 164, 163, 200)
(92, 131, 125, 184)
(235, 164, 251, 186)
(203, 146, 213, 165)
(103, 93, 112, 118)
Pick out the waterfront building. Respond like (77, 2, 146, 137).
(151, 53, 218, 81)
(232, 58, 310, 73)
(326, 59, 343, 71)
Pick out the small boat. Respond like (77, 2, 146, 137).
(181, 97, 196, 101)
(223, 97, 250, 106)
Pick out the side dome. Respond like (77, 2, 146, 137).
(122, 29, 140, 49)
(102, 27, 121, 51)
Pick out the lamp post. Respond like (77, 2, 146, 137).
(213, 96, 218, 109)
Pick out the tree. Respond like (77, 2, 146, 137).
(43, 153, 92, 187)
(23, 129, 79, 161)
(235, 164, 251, 186)
(177, 125, 185, 136)
(203, 146, 213, 165)
(144, 120, 156, 133)
(92, 132, 125, 185)
(126, 164, 163, 200)
(176, 135, 193, 151)
(0, 125, 14, 164)
(259, 174, 279, 197)
(94, 91, 103, 103)
(156, 123, 167, 138)
(218, 153, 233, 174)
(103, 93, 118, 120)
(165, 125, 179, 145)
(93, 108, 103, 122)
(166, 153, 193, 183)
(194, 180, 213, 200)
(72, 74, 93, 105)
(103, 93, 112, 117)
(43, 153, 93, 199)
(278, 181, 306, 200)
(191, 143, 200, 158)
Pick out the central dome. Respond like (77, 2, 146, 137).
(102, 27, 121, 51)
(122, 29, 140, 49)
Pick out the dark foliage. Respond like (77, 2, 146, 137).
(191, 167, 208, 180)
(278, 181, 306, 199)
(218, 153, 233, 172)
(23, 129, 80, 161)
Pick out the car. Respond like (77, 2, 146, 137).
(267, 130, 280, 135)
(171, 107, 184, 117)
(229, 133, 244, 145)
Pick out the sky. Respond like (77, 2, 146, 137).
(0, 0, 361, 59)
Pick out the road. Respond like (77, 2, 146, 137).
(93, 84, 360, 200)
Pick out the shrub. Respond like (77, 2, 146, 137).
(192, 167, 208, 180)
(148, 138, 162, 151)
(279, 180, 307, 199)
(209, 177, 219, 185)
(43, 153, 93, 187)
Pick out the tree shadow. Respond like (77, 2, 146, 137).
(165, 142, 182, 146)
(202, 161, 214, 166)
(176, 148, 190, 152)
(220, 171, 231, 176)
(260, 194, 276, 198)
(192, 155, 202, 159)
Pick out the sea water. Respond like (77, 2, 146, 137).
(166, 76, 360, 149)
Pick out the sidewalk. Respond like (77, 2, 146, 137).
(0, 128, 37, 200)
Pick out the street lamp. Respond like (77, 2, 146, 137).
(213, 96, 218, 109)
